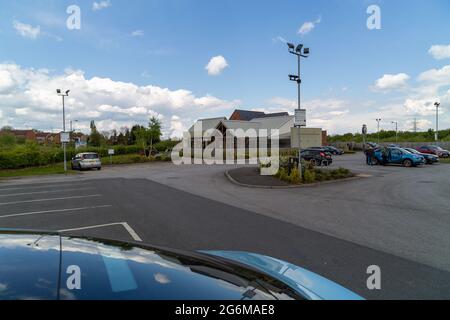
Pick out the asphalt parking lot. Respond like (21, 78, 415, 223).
(0, 153, 449, 300)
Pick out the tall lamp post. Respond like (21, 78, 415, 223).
(70, 119, 78, 133)
(434, 102, 440, 142)
(57, 89, 70, 173)
(391, 121, 398, 144)
(287, 42, 309, 176)
(376, 118, 382, 144)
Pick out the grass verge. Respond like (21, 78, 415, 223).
(0, 163, 73, 179)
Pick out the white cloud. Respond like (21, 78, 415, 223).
(372, 73, 410, 91)
(205, 55, 229, 76)
(418, 65, 450, 85)
(93, 0, 112, 11)
(131, 30, 144, 37)
(298, 17, 321, 36)
(169, 115, 186, 139)
(13, 20, 40, 39)
(272, 36, 287, 44)
(0, 63, 239, 137)
(429, 45, 450, 60)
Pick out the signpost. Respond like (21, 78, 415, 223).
(108, 149, 115, 165)
(60, 132, 70, 143)
(362, 124, 367, 150)
(294, 109, 307, 127)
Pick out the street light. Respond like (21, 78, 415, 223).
(287, 42, 310, 178)
(57, 89, 70, 173)
(434, 102, 440, 142)
(376, 119, 382, 144)
(391, 121, 398, 144)
(70, 119, 78, 133)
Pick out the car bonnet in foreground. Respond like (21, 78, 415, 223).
(0, 230, 363, 300)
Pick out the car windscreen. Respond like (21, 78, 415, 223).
(59, 238, 300, 300)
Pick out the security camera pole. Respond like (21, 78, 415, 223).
(434, 102, 440, 142)
(57, 89, 70, 173)
(287, 43, 309, 177)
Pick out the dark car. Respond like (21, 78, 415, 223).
(301, 149, 333, 166)
(310, 146, 344, 155)
(0, 230, 362, 300)
(325, 146, 344, 155)
(416, 145, 450, 158)
(404, 148, 439, 165)
(366, 142, 379, 149)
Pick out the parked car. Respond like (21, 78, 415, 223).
(366, 142, 379, 149)
(403, 148, 439, 165)
(0, 230, 363, 300)
(416, 145, 450, 158)
(71, 152, 102, 171)
(301, 149, 333, 166)
(310, 146, 344, 155)
(323, 146, 345, 156)
(373, 147, 425, 167)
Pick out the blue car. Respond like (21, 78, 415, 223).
(373, 147, 425, 167)
(0, 230, 363, 300)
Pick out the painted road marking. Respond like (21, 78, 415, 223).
(0, 194, 102, 206)
(0, 205, 113, 219)
(59, 222, 143, 242)
(0, 188, 95, 198)
(0, 183, 90, 192)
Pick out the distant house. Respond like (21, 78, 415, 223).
(8, 130, 37, 141)
(0, 129, 86, 145)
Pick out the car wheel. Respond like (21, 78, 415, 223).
(310, 159, 317, 166)
(403, 159, 413, 167)
(98, 167, 102, 171)
(78, 164, 82, 171)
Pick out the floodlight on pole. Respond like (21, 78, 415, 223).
(287, 42, 310, 179)
(57, 89, 71, 173)
(434, 102, 440, 142)
(391, 121, 398, 143)
(376, 118, 382, 144)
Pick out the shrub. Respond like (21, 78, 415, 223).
(303, 168, 316, 183)
(289, 168, 301, 184)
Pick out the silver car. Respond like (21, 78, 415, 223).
(71, 152, 102, 171)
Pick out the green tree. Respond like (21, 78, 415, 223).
(134, 127, 150, 155)
(88, 121, 103, 147)
(148, 116, 162, 151)
(0, 133, 16, 148)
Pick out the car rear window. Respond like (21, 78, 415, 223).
(83, 154, 99, 159)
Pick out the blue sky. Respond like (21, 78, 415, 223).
(1, 0, 450, 136)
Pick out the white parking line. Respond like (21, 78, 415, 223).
(0, 205, 112, 219)
(0, 188, 95, 198)
(59, 222, 143, 242)
(0, 194, 102, 206)
(0, 183, 90, 192)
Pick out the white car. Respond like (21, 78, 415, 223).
(71, 152, 102, 171)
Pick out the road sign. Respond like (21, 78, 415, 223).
(362, 124, 368, 135)
(60, 132, 70, 143)
(108, 149, 115, 155)
(294, 109, 306, 127)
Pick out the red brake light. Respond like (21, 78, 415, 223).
(320, 152, 325, 157)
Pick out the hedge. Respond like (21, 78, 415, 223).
(0, 144, 144, 169)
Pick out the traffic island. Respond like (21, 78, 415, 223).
(225, 166, 363, 189)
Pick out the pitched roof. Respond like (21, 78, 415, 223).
(230, 110, 265, 121)
(252, 112, 289, 119)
